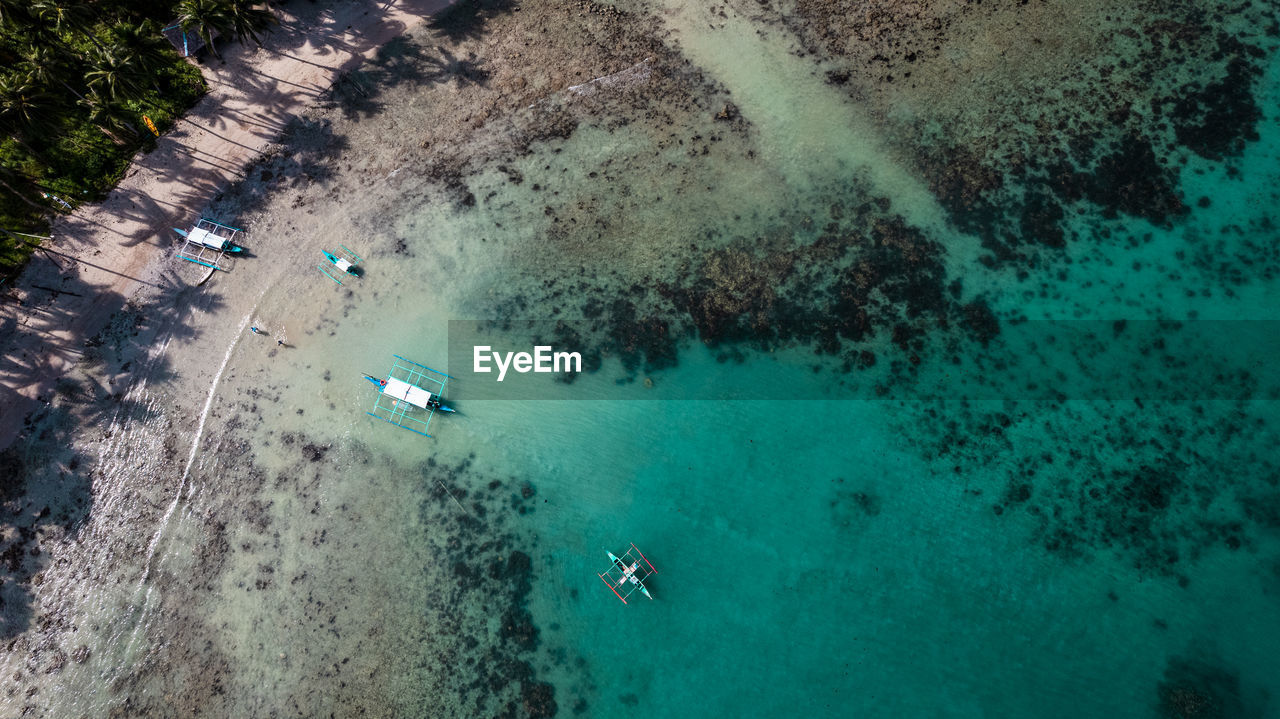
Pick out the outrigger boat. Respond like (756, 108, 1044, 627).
(318, 245, 363, 285)
(364, 355, 455, 437)
(173, 218, 244, 272)
(598, 543, 656, 604)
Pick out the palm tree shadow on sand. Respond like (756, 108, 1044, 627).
(0, 263, 222, 639)
(427, 0, 517, 44)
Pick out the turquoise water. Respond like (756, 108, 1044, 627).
(5, 1, 1280, 716)
(216, 6, 1278, 714)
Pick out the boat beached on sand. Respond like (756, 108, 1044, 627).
(173, 218, 244, 272)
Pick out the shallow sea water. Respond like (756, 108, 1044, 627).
(5, 0, 1280, 717)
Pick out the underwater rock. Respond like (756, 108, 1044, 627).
(1084, 135, 1186, 224)
(501, 608, 539, 651)
(1157, 655, 1250, 719)
(918, 144, 1004, 238)
(522, 680, 557, 718)
(668, 247, 780, 347)
(1018, 185, 1066, 248)
(453, 561, 483, 590)
(607, 304, 678, 372)
(505, 550, 532, 580)
(715, 102, 738, 121)
(959, 299, 999, 345)
(851, 491, 881, 516)
(300, 443, 329, 462)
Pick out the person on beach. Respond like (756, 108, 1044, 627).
(251, 326, 261, 335)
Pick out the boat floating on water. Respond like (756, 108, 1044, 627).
(319, 244, 363, 285)
(598, 543, 656, 604)
(364, 355, 454, 438)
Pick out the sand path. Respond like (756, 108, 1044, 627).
(0, 0, 454, 448)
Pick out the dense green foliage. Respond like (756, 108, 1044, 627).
(0, 0, 276, 282)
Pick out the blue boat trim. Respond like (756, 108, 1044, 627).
(319, 245, 364, 286)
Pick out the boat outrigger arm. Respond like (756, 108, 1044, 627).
(598, 543, 656, 604)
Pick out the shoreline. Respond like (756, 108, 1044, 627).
(0, 0, 456, 451)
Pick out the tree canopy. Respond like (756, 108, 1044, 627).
(0, 0, 277, 281)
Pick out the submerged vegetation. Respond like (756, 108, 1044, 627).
(0, 0, 276, 281)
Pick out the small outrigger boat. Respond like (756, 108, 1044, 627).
(364, 355, 455, 437)
(319, 245, 363, 285)
(173, 218, 244, 272)
(598, 543, 656, 604)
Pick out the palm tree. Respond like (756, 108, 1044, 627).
(0, 162, 46, 212)
(176, 0, 232, 59)
(81, 96, 138, 141)
(23, 45, 91, 105)
(0, 73, 61, 138)
(224, 0, 276, 47)
(85, 44, 147, 103)
(0, 72, 64, 166)
(18, 45, 144, 142)
(29, 0, 109, 53)
(177, 0, 275, 59)
(109, 20, 173, 76)
(0, 0, 36, 32)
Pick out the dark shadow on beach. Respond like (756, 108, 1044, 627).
(326, 34, 493, 122)
(428, 0, 517, 43)
(205, 116, 349, 219)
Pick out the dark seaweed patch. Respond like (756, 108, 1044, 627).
(796, 3, 1273, 268)
(1157, 653, 1257, 719)
(0, 447, 26, 502)
(488, 191, 1001, 389)
(917, 131, 1187, 267)
(664, 213, 953, 355)
(416, 460, 581, 717)
(910, 401, 1278, 576)
(831, 483, 883, 531)
(1163, 36, 1265, 161)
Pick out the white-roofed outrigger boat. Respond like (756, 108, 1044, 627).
(173, 218, 244, 272)
(364, 355, 455, 437)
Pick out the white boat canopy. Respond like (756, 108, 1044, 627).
(382, 377, 435, 409)
(188, 226, 226, 249)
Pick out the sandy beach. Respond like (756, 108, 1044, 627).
(0, 0, 454, 450)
